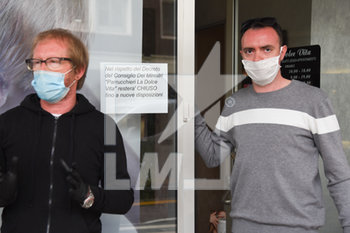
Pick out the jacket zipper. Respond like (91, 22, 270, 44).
(46, 117, 58, 233)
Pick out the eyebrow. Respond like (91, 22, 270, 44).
(242, 45, 275, 51)
(261, 45, 275, 49)
(242, 47, 254, 51)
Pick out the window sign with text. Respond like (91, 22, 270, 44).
(100, 63, 168, 114)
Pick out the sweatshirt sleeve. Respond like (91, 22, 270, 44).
(195, 113, 234, 168)
(90, 118, 134, 214)
(313, 97, 350, 229)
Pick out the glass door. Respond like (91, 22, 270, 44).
(0, 0, 184, 232)
(194, 0, 350, 233)
(194, 0, 235, 232)
(88, 0, 179, 232)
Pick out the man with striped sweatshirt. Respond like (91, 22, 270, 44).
(195, 17, 350, 233)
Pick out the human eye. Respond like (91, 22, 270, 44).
(31, 59, 41, 66)
(246, 49, 253, 54)
(263, 46, 274, 54)
(243, 48, 254, 56)
(30, 59, 42, 70)
(46, 57, 62, 70)
(47, 58, 61, 65)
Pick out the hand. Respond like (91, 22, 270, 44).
(209, 211, 219, 228)
(60, 159, 89, 205)
(0, 156, 19, 206)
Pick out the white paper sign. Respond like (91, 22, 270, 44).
(100, 63, 168, 114)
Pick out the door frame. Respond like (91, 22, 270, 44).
(177, 0, 195, 232)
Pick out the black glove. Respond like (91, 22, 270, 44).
(0, 156, 19, 206)
(60, 159, 89, 204)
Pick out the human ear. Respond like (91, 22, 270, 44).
(279, 45, 288, 61)
(74, 66, 86, 80)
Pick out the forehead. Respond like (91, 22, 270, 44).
(241, 27, 280, 49)
(33, 38, 69, 58)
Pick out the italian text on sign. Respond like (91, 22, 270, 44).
(100, 63, 168, 114)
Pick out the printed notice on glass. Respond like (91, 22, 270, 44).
(100, 63, 168, 114)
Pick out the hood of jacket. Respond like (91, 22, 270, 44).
(20, 93, 96, 115)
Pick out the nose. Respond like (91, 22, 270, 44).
(39, 61, 50, 71)
(252, 51, 264, 62)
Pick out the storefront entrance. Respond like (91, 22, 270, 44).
(1, 0, 350, 232)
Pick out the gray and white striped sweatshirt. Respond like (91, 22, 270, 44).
(195, 80, 350, 233)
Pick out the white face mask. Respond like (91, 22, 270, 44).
(241, 48, 282, 86)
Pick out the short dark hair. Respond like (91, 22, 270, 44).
(240, 17, 283, 45)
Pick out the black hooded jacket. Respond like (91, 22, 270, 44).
(0, 94, 134, 233)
